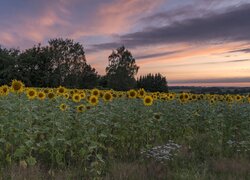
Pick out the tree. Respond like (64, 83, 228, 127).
(47, 38, 98, 88)
(106, 46, 139, 90)
(137, 73, 168, 92)
(0, 46, 20, 85)
(7, 38, 99, 88)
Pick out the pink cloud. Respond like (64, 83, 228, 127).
(71, 0, 163, 38)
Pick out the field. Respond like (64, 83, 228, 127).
(0, 80, 250, 179)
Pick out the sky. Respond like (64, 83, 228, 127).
(0, 0, 250, 87)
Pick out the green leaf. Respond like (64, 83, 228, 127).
(26, 156, 37, 166)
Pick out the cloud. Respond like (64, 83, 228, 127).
(167, 59, 250, 67)
(71, 0, 163, 38)
(228, 48, 250, 53)
(135, 50, 181, 60)
(89, 3, 250, 51)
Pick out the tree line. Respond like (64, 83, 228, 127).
(0, 38, 168, 92)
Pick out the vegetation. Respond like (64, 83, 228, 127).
(0, 81, 249, 179)
(137, 73, 168, 92)
(106, 46, 139, 91)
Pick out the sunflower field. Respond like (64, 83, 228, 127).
(0, 80, 250, 179)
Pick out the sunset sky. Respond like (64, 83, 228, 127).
(0, 0, 250, 87)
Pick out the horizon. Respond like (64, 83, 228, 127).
(0, 0, 250, 87)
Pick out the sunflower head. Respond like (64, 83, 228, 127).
(59, 103, 68, 111)
(0, 85, 9, 96)
(26, 88, 37, 100)
(37, 91, 46, 100)
(91, 88, 100, 97)
(103, 91, 113, 102)
(47, 92, 56, 99)
(72, 93, 81, 103)
(128, 89, 137, 99)
(11, 80, 25, 93)
(76, 104, 85, 113)
(57, 86, 67, 95)
(235, 94, 242, 102)
(138, 88, 146, 98)
(63, 93, 70, 99)
(80, 92, 86, 99)
(143, 95, 153, 106)
(89, 95, 99, 106)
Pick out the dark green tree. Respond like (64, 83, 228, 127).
(0, 46, 20, 85)
(7, 38, 99, 88)
(47, 38, 98, 88)
(106, 46, 139, 90)
(137, 73, 168, 92)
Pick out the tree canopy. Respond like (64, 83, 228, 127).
(0, 38, 99, 88)
(106, 46, 139, 91)
(137, 73, 168, 92)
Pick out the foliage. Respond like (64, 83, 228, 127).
(137, 73, 168, 92)
(106, 46, 139, 91)
(0, 82, 250, 178)
(0, 39, 99, 88)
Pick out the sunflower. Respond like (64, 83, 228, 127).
(91, 88, 100, 97)
(235, 94, 242, 102)
(43, 88, 50, 94)
(80, 92, 86, 99)
(76, 104, 85, 112)
(59, 103, 68, 111)
(0, 85, 9, 96)
(179, 93, 189, 103)
(143, 95, 153, 106)
(103, 91, 113, 102)
(72, 93, 81, 103)
(168, 94, 175, 101)
(89, 95, 99, 106)
(138, 88, 146, 98)
(191, 94, 197, 101)
(128, 89, 137, 99)
(226, 96, 234, 104)
(47, 92, 56, 99)
(37, 91, 46, 100)
(209, 98, 215, 104)
(26, 88, 37, 100)
(153, 113, 161, 120)
(63, 93, 70, 99)
(11, 80, 24, 93)
(57, 86, 67, 95)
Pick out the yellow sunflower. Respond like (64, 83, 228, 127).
(47, 92, 56, 99)
(91, 88, 100, 97)
(57, 86, 67, 95)
(26, 88, 37, 100)
(63, 93, 70, 99)
(128, 89, 137, 99)
(72, 93, 81, 103)
(137, 88, 146, 98)
(103, 91, 113, 102)
(89, 95, 99, 106)
(59, 103, 68, 111)
(76, 104, 85, 112)
(143, 95, 153, 106)
(11, 80, 24, 93)
(0, 85, 9, 96)
(80, 92, 86, 99)
(37, 91, 46, 100)
(235, 94, 242, 102)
